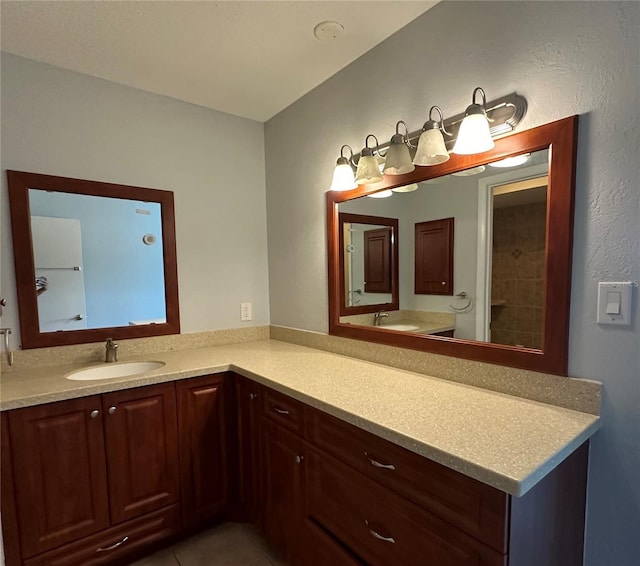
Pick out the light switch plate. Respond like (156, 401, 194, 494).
(597, 282, 632, 325)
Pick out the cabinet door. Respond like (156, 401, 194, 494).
(236, 376, 262, 524)
(8, 396, 110, 558)
(262, 419, 306, 565)
(177, 374, 229, 527)
(103, 383, 180, 524)
(415, 217, 454, 295)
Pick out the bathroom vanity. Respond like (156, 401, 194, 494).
(0, 339, 599, 566)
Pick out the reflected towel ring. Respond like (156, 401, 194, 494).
(450, 291, 474, 313)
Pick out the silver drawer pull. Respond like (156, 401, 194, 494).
(365, 520, 395, 544)
(249, 392, 258, 400)
(365, 452, 396, 470)
(96, 536, 129, 552)
(272, 405, 290, 416)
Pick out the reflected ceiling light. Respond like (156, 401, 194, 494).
(391, 183, 418, 193)
(452, 87, 495, 155)
(413, 106, 451, 166)
(422, 176, 449, 184)
(368, 189, 393, 199)
(451, 165, 486, 176)
(329, 145, 357, 191)
(355, 135, 384, 184)
(488, 153, 531, 168)
(383, 121, 415, 175)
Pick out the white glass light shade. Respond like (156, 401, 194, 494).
(368, 189, 393, 199)
(413, 129, 450, 166)
(355, 155, 383, 184)
(391, 183, 418, 193)
(383, 142, 415, 175)
(452, 113, 495, 155)
(329, 162, 357, 191)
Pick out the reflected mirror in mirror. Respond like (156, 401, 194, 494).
(338, 213, 399, 316)
(8, 170, 180, 349)
(337, 149, 548, 348)
(29, 189, 167, 332)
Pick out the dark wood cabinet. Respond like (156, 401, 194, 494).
(177, 373, 230, 527)
(415, 217, 455, 295)
(307, 449, 505, 566)
(262, 414, 307, 564)
(7, 396, 111, 558)
(235, 375, 262, 524)
(3, 384, 182, 565)
(22, 505, 182, 566)
(2, 372, 589, 566)
(103, 383, 180, 524)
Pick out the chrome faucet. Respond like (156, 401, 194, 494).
(373, 311, 389, 326)
(105, 338, 119, 363)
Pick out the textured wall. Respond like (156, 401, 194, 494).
(265, 2, 639, 564)
(1, 53, 271, 342)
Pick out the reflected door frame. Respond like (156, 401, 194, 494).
(475, 164, 550, 342)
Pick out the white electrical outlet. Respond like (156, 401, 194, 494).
(241, 302, 252, 321)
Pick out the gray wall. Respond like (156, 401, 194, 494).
(264, 2, 639, 565)
(1, 53, 270, 342)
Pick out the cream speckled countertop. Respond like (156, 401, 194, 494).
(0, 339, 600, 497)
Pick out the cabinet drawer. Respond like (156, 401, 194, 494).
(305, 520, 363, 566)
(262, 388, 305, 434)
(307, 450, 505, 566)
(308, 409, 508, 552)
(23, 504, 182, 566)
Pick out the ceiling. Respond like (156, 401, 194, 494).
(1, 1, 437, 122)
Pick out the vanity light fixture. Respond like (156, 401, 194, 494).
(383, 121, 415, 175)
(355, 135, 384, 184)
(413, 106, 451, 166)
(329, 145, 358, 191)
(452, 87, 495, 155)
(488, 153, 531, 168)
(329, 88, 526, 188)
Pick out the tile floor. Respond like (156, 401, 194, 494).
(129, 522, 288, 566)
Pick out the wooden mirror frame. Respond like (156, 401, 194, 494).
(327, 116, 578, 376)
(338, 213, 399, 316)
(8, 170, 180, 349)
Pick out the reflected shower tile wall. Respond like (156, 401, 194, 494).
(491, 202, 546, 349)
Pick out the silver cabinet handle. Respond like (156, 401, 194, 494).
(249, 392, 258, 400)
(365, 520, 395, 544)
(272, 405, 290, 415)
(295, 455, 304, 464)
(90, 410, 100, 418)
(73, 314, 84, 320)
(365, 452, 396, 470)
(108, 406, 117, 415)
(96, 535, 129, 552)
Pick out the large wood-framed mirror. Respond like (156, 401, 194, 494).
(8, 170, 180, 349)
(327, 116, 578, 375)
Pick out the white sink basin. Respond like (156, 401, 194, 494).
(67, 361, 165, 381)
(380, 324, 420, 332)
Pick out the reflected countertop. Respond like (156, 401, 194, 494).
(0, 338, 599, 497)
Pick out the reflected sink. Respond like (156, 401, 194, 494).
(380, 324, 420, 332)
(67, 361, 165, 381)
